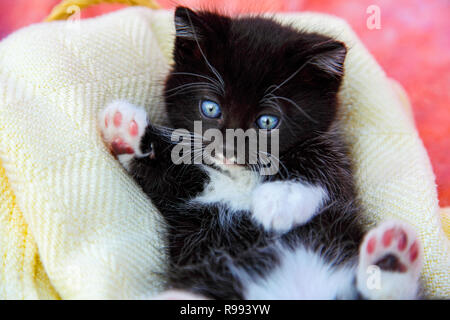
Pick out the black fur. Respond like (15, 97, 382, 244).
(128, 7, 365, 299)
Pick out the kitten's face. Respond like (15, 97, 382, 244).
(165, 7, 346, 168)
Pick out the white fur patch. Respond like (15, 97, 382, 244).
(241, 246, 355, 299)
(193, 165, 261, 213)
(251, 181, 327, 232)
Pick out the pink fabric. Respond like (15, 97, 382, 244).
(0, 0, 449, 205)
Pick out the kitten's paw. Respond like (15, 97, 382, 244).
(99, 100, 152, 167)
(250, 181, 327, 233)
(357, 220, 422, 299)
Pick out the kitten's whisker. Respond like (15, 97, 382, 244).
(267, 95, 317, 123)
(183, 8, 226, 95)
(165, 82, 222, 98)
(265, 56, 314, 95)
(259, 97, 305, 135)
(257, 150, 289, 179)
(259, 98, 282, 113)
(171, 72, 224, 95)
(165, 81, 214, 93)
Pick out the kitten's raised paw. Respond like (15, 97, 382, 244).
(250, 181, 327, 233)
(357, 220, 422, 299)
(99, 100, 151, 167)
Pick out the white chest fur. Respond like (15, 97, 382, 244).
(193, 164, 328, 232)
(193, 165, 261, 212)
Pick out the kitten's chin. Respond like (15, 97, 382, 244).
(212, 154, 239, 166)
(205, 154, 245, 170)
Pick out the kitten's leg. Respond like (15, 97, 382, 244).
(99, 100, 153, 170)
(250, 181, 328, 233)
(357, 220, 422, 299)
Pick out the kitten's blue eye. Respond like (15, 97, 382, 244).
(256, 115, 279, 130)
(200, 100, 222, 118)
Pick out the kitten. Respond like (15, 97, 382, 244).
(99, 7, 422, 299)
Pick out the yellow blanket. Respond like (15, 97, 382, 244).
(0, 7, 448, 299)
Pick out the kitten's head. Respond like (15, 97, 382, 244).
(165, 7, 347, 171)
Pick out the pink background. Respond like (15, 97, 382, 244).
(0, 0, 449, 206)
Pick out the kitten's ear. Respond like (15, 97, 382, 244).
(308, 41, 347, 78)
(174, 6, 205, 41)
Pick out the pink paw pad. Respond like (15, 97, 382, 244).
(381, 228, 408, 251)
(129, 120, 139, 136)
(367, 237, 376, 254)
(360, 221, 422, 274)
(409, 241, 419, 262)
(113, 111, 122, 127)
(99, 101, 148, 158)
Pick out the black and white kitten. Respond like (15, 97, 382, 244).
(99, 7, 422, 299)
